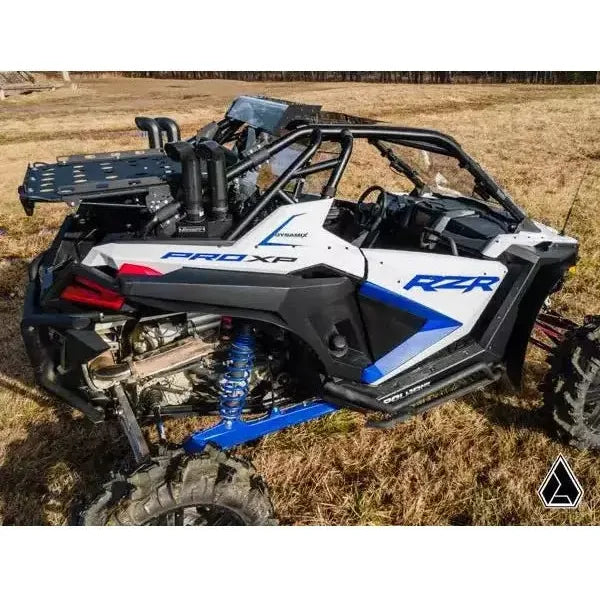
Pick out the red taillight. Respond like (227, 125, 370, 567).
(60, 276, 125, 311)
(117, 263, 162, 277)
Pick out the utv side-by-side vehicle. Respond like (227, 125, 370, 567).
(17, 96, 599, 524)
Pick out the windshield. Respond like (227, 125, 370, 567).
(385, 142, 492, 202)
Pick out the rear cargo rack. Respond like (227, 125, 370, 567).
(19, 148, 180, 215)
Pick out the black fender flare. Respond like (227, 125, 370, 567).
(120, 268, 372, 381)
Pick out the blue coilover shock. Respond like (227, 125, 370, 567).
(219, 325, 255, 424)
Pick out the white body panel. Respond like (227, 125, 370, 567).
(363, 249, 508, 384)
(482, 220, 577, 258)
(83, 199, 366, 278)
(82, 198, 574, 388)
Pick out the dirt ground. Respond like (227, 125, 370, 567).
(1, 76, 600, 525)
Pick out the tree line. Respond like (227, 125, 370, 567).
(103, 71, 600, 84)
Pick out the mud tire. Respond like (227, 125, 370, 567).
(80, 446, 277, 525)
(542, 318, 600, 450)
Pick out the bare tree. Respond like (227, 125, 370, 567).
(90, 71, 600, 85)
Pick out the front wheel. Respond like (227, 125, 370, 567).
(542, 317, 600, 450)
(80, 446, 277, 525)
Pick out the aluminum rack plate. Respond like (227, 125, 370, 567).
(21, 149, 180, 204)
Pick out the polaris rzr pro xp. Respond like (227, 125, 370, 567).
(18, 96, 597, 525)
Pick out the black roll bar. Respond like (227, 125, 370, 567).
(223, 123, 525, 223)
(226, 127, 320, 181)
(226, 129, 322, 240)
(294, 158, 340, 178)
(321, 129, 353, 198)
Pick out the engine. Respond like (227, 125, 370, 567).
(85, 314, 298, 418)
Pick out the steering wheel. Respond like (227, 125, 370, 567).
(355, 185, 390, 248)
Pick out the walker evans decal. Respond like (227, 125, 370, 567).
(538, 455, 583, 508)
(380, 381, 431, 405)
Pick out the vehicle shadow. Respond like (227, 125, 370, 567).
(0, 260, 130, 524)
(468, 360, 552, 435)
(0, 354, 129, 525)
(0, 382, 130, 525)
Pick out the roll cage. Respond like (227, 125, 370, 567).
(20, 95, 526, 239)
(200, 100, 526, 240)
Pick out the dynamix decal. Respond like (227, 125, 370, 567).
(258, 214, 307, 247)
(404, 274, 500, 293)
(161, 252, 297, 264)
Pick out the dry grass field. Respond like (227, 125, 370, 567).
(1, 77, 600, 525)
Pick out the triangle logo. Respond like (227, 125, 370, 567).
(537, 454, 583, 509)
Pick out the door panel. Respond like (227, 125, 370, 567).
(360, 249, 507, 384)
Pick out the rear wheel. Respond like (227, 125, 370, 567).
(542, 318, 600, 450)
(80, 446, 277, 525)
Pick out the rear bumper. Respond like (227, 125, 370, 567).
(21, 277, 105, 423)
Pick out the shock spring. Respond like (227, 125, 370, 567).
(219, 325, 255, 423)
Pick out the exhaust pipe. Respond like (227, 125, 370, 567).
(91, 337, 217, 383)
(164, 141, 204, 223)
(155, 117, 181, 143)
(196, 140, 228, 220)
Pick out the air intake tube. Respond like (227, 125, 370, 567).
(155, 117, 181, 143)
(164, 141, 204, 223)
(196, 140, 228, 220)
(134, 117, 162, 149)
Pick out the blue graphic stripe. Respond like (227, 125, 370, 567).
(258, 213, 305, 247)
(360, 281, 462, 384)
